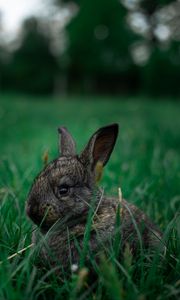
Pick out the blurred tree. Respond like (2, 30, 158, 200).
(121, 0, 180, 96)
(0, 47, 4, 90)
(123, 0, 178, 44)
(0, 45, 10, 91)
(141, 42, 180, 96)
(4, 17, 59, 94)
(57, 0, 180, 96)
(1, 0, 179, 96)
(59, 0, 140, 93)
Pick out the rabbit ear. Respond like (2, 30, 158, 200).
(80, 124, 119, 169)
(58, 127, 76, 156)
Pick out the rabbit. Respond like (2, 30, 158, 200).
(26, 124, 163, 271)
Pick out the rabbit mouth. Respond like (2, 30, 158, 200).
(26, 201, 58, 228)
(52, 207, 89, 230)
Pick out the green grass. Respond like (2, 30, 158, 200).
(0, 94, 180, 299)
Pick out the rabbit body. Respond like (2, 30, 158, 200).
(26, 124, 162, 271)
(32, 196, 161, 270)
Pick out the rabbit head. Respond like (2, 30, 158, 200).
(26, 124, 118, 230)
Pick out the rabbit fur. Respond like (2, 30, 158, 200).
(26, 124, 163, 271)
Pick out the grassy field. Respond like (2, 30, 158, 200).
(0, 94, 180, 299)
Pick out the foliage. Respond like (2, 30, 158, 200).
(63, 0, 139, 93)
(1, 1, 180, 95)
(0, 94, 180, 299)
(60, 0, 180, 95)
(1, 18, 59, 94)
(141, 42, 180, 96)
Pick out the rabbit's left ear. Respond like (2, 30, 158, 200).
(58, 127, 76, 156)
(80, 124, 119, 170)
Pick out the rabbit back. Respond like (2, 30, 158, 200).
(33, 196, 162, 270)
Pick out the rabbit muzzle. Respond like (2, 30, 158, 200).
(26, 197, 60, 228)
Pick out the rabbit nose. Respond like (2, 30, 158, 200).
(26, 199, 41, 225)
(27, 205, 42, 225)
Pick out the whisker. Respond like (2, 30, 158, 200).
(75, 194, 92, 209)
(92, 188, 104, 220)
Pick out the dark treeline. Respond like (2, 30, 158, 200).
(0, 0, 180, 97)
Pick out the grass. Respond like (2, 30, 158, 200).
(0, 93, 180, 299)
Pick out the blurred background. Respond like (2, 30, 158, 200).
(0, 5, 180, 291)
(0, 0, 180, 97)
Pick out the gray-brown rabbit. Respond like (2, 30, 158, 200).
(26, 124, 163, 271)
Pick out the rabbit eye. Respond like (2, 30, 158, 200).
(58, 185, 69, 196)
